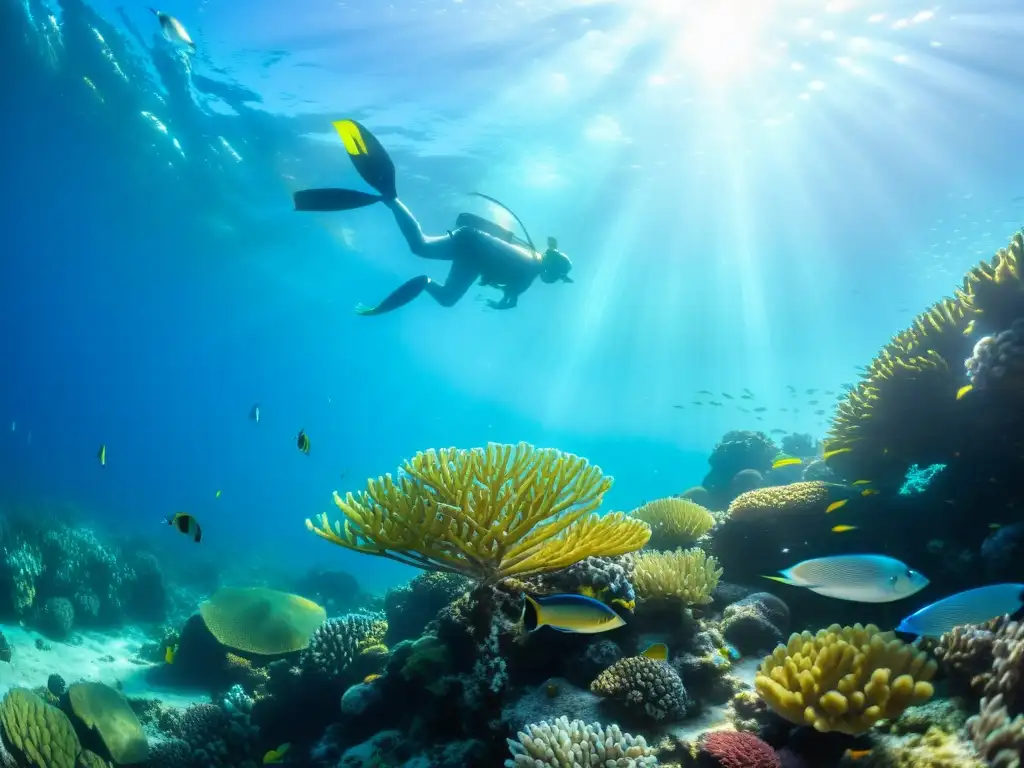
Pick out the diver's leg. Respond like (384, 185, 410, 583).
(356, 276, 432, 316)
(385, 199, 453, 260)
(424, 259, 478, 308)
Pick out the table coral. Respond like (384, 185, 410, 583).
(756, 623, 936, 735)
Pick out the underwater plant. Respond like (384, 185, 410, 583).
(306, 442, 651, 583)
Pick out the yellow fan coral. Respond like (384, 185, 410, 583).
(307, 442, 651, 583)
(756, 623, 936, 735)
(631, 497, 714, 550)
(633, 548, 722, 604)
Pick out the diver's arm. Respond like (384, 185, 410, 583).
(384, 199, 452, 258)
(487, 291, 519, 310)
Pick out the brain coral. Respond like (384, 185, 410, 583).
(698, 730, 780, 768)
(756, 623, 936, 735)
(505, 715, 658, 767)
(199, 586, 326, 655)
(590, 655, 687, 722)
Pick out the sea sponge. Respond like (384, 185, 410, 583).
(968, 694, 1024, 767)
(199, 586, 326, 655)
(698, 730, 780, 768)
(590, 655, 688, 722)
(631, 497, 715, 550)
(67, 682, 148, 764)
(307, 442, 651, 583)
(727, 481, 844, 520)
(504, 715, 658, 767)
(755, 623, 936, 735)
(0, 688, 81, 768)
(633, 548, 722, 604)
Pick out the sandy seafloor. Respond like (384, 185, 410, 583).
(0, 624, 205, 710)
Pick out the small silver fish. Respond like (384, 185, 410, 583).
(149, 8, 196, 50)
(249, 403, 260, 425)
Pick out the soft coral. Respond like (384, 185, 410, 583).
(699, 730, 781, 768)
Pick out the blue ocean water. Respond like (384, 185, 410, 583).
(2, 0, 1023, 595)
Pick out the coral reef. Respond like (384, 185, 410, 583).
(631, 498, 715, 550)
(721, 592, 791, 655)
(633, 548, 722, 604)
(505, 716, 658, 767)
(384, 571, 468, 644)
(307, 442, 651, 582)
(702, 431, 779, 509)
(519, 555, 637, 609)
(727, 481, 845, 520)
(590, 654, 688, 722)
(697, 730, 781, 768)
(870, 725, 985, 768)
(38, 597, 75, 640)
(968, 694, 1024, 766)
(936, 616, 1024, 710)
(755, 623, 937, 734)
(302, 613, 388, 682)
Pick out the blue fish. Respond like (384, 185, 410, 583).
(764, 554, 928, 603)
(896, 583, 1024, 637)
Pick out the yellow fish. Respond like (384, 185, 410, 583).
(640, 643, 668, 661)
(164, 644, 177, 664)
(956, 384, 973, 400)
(523, 593, 625, 634)
(825, 499, 849, 514)
(852, 480, 872, 486)
(263, 743, 290, 764)
(772, 457, 803, 469)
(861, 488, 879, 497)
(97, 444, 106, 466)
(832, 525, 857, 533)
(823, 447, 852, 460)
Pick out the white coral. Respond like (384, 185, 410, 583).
(505, 715, 657, 767)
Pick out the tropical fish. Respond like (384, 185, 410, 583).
(215, 490, 222, 499)
(263, 743, 291, 764)
(150, 8, 196, 50)
(832, 525, 858, 533)
(641, 643, 668, 661)
(249, 403, 260, 425)
(896, 583, 1024, 636)
(824, 447, 852, 460)
(764, 555, 928, 603)
(772, 457, 802, 469)
(296, 429, 310, 454)
(522, 593, 625, 634)
(164, 644, 177, 664)
(956, 384, 973, 400)
(852, 480, 872, 486)
(97, 444, 106, 466)
(861, 488, 879, 497)
(844, 750, 872, 761)
(166, 513, 202, 543)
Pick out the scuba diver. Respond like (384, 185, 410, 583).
(293, 120, 574, 316)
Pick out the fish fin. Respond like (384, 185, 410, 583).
(522, 594, 542, 632)
(332, 120, 397, 200)
(641, 643, 668, 661)
(293, 188, 382, 212)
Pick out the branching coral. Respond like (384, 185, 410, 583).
(590, 655, 688, 722)
(968, 694, 1024, 767)
(726, 481, 847, 520)
(307, 443, 651, 583)
(630, 498, 714, 550)
(633, 548, 722, 604)
(505, 716, 658, 767)
(755, 623, 936, 735)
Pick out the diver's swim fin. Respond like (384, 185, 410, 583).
(293, 188, 382, 212)
(332, 120, 397, 200)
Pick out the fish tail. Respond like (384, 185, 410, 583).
(522, 594, 542, 632)
(762, 575, 800, 586)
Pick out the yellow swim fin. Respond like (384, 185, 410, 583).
(331, 120, 397, 200)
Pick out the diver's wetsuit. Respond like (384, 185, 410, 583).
(358, 199, 544, 316)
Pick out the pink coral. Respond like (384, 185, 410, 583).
(699, 731, 781, 768)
